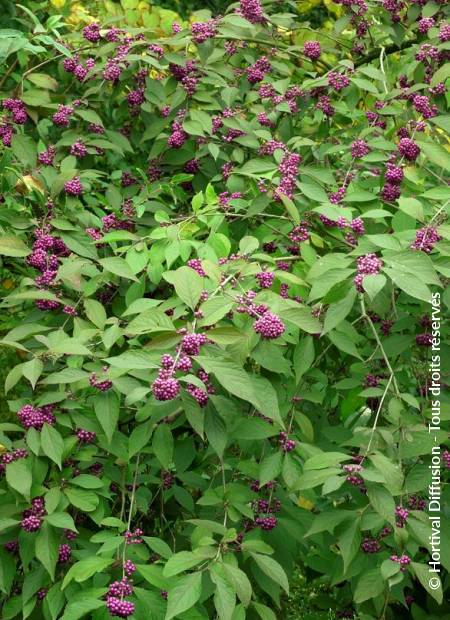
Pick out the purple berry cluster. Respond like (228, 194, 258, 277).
(152, 372, 180, 401)
(108, 577, 134, 597)
(364, 374, 380, 387)
(64, 176, 84, 196)
(354, 254, 383, 292)
(328, 71, 350, 91)
(124, 528, 143, 545)
(106, 598, 135, 618)
(411, 226, 441, 253)
(161, 470, 175, 489)
(76, 428, 96, 444)
(276, 152, 301, 200)
(38, 145, 56, 166)
(415, 333, 433, 347)
(238, 0, 265, 24)
(102, 213, 134, 232)
(0, 448, 28, 475)
(360, 537, 381, 553)
(52, 104, 74, 127)
(90, 372, 113, 391)
(70, 140, 88, 158)
(187, 258, 206, 276)
(191, 18, 219, 44)
(342, 463, 366, 492)
(256, 270, 274, 289)
(408, 495, 426, 511)
(17, 404, 55, 431)
(253, 311, 286, 340)
(303, 40, 321, 60)
(21, 497, 47, 533)
(83, 22, 102, 42)
(247, 56, 272, 84)
(351, 139, 370, 158)
(279, 431, 296, 452)
(58, 543, 72, 563)
(1, 98, 27, 143)
(390, 554, 411, 571)
(395, 505, 409, 527)
(124, 559, 136, 576)
(398, 137, 420, 161)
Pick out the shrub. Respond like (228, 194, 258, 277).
(0, 1, 449, 619)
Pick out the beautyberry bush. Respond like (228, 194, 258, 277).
(0, 1, 449, 619)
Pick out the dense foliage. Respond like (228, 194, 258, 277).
(0, 1, 449, 619)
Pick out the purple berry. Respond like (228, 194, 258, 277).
(303, 40, 321, 60)
(253, 312, 285, 340)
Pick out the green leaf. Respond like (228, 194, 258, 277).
(35, 523, 59, 580)
(222, 564, 252, 607)
(354, 568, 385, 604)
(259, 451, 283, 487)
(397, 197, 424, 222)
(11, 134, 36, 168)
(338, 519, 361, 573)
(369, 453, 403, 492)
(41, 368, 89, 384)
(0, 547, 16, 595)
(199, 297, 234, 326)
(362, 274, 386, 300)
(26, 72, 59, 90)
(250, 553, 289, 594)
(45, 512, 77, 532)
(41, 424, 64, 468)
(70, 474, 104, 489)
(328, 330, 362, 359)
(84, 299, 107, 329)
(411, 562, 443, 604)
(62, 558, 114, 589)
(278, 304, 322, 334)
(323, 288, 356, 334)
(293, 337, 314, 383)
(253, 602, 277, 620)
(60, 599, 104, 620)
(143, 537, 173, 560)
(6, 458, 32, 498)
(295, 468, 342, 490)
(195, 357, 282, 426)
(165, 572, 202, 620)
(0, 236, 30, 257)
(304, 452, 350, 470)
(104, 350, 159, 370)
(64, 488, 99, 512)
(94, 392, 119, 444)
(366, 484, 395, 525)
(22, 358, 43, 389)
(239, 236, 259, 254)
(416, 140, 450, 172)
(384, 267, 431, 303)
(279, 193, 300, 223)
(205, 409, 227, 458)
(153, 424, 173, 469)
(164, 266, 203, 309)
(210, 564, 236, 620)
(182, 393, 204, 437)
(251, 341, 291, 375)
(99, 257, 138, 281)
(298, 182, 328, 202)
(129, 423, 153, 458)
(163, 552, 203, 577)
